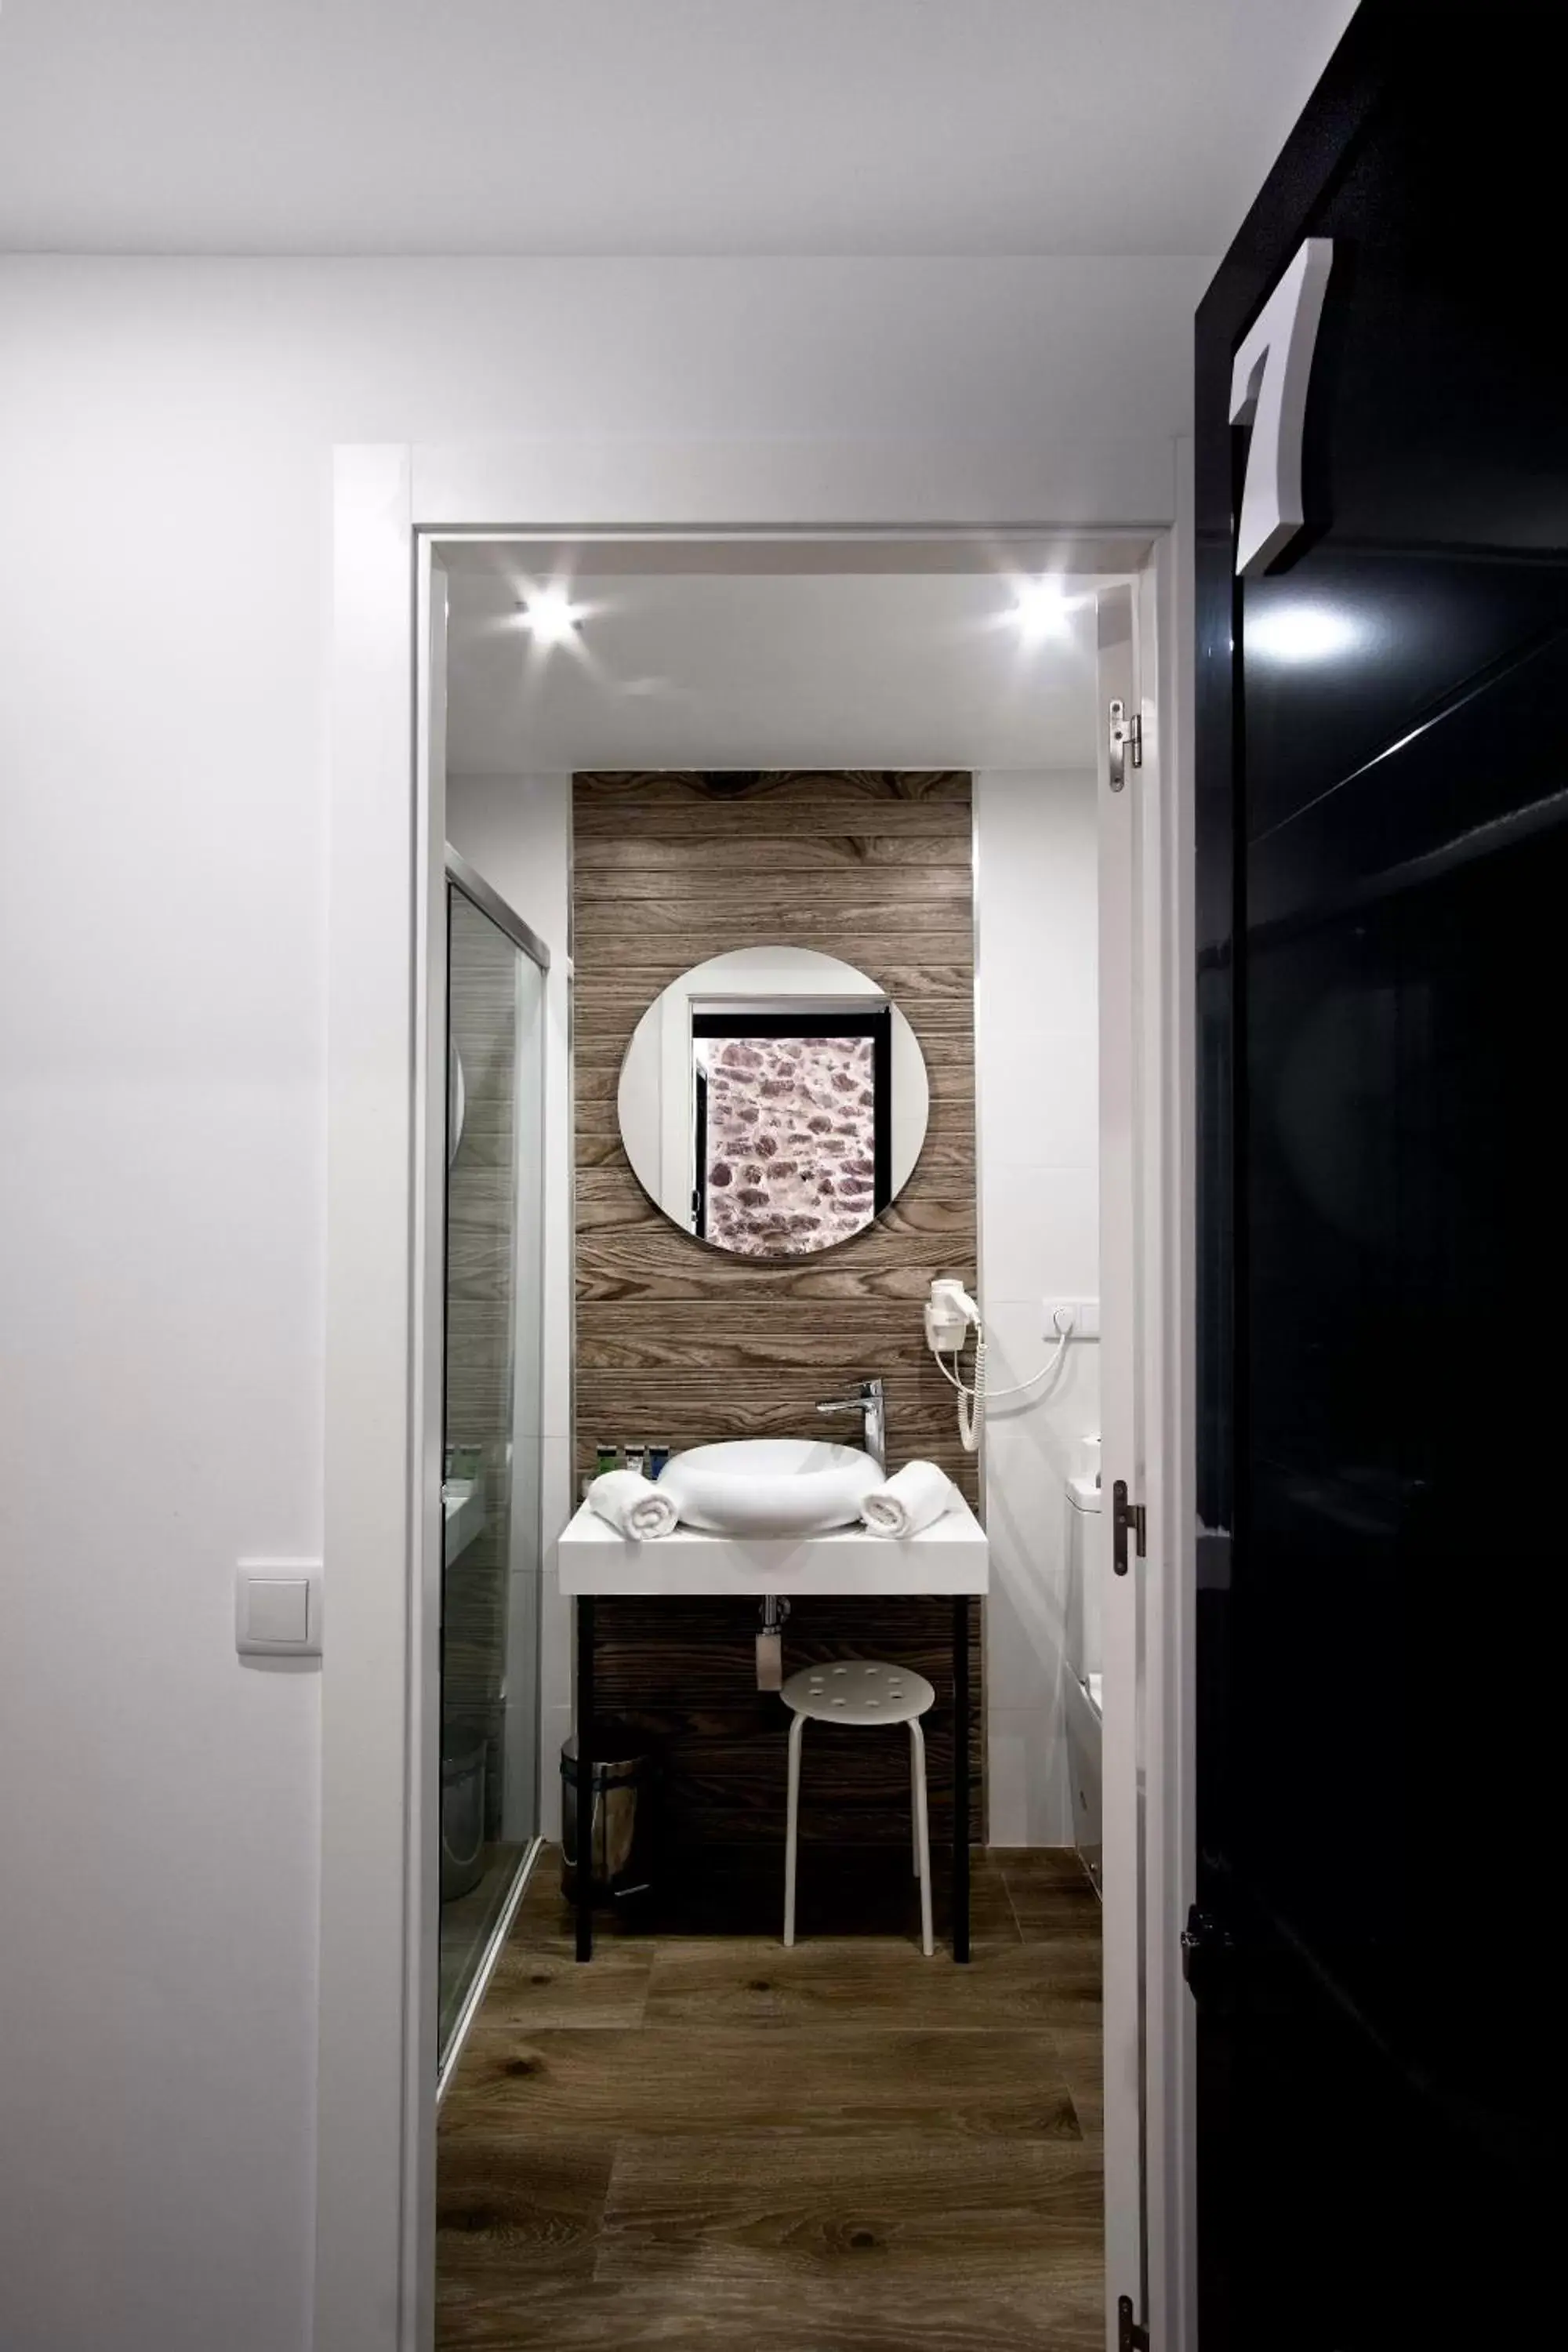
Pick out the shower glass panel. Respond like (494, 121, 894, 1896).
(439, 859, 547, 2066)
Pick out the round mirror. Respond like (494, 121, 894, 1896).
(616, 946, 931, 1259)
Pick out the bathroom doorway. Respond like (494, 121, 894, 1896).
(319, 499, 1189, 2352)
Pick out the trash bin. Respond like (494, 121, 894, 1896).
(441, 1729, 488, 1903)
(561, 1722, 655, 1905)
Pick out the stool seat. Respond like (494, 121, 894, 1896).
(780, 1660, 937, 1956)
(782, 1660, 935, 1726)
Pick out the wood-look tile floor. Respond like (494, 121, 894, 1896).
(437, 1846, 1102, 2350)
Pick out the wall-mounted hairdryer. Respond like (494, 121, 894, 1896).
(924, 1275, 1077, 1454)
(924, 1276, 982, 1355)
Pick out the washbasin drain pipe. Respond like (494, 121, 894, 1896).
(757, 1594, 789, 1692)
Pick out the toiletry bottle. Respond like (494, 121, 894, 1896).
(648, 1443, 670, 1480)
(623, 1443, 647, 1478)
(595, 1443, 620, 1478)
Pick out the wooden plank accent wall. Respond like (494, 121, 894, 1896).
(573, 771, 981, 1851)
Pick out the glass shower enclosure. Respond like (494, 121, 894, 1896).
(439, 849, 549, 2070)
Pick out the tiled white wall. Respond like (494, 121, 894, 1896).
(445, 773, 575, 1837)
(975, 770, 1099, 1846)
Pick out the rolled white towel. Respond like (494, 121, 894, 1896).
(588, 1468, 678, 1541)
(860, 1459, 956, 1540)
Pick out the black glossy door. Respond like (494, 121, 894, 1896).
(1195, 9, 1561, 2344)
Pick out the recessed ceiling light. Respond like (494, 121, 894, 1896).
(1246, 601, 1363, 664)
(1009, 579, 1080, 641)
(517, 586, 583, 647)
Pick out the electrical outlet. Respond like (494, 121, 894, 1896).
(1044, 1296, 1100, 1341)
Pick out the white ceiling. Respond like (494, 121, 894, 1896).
(0, 1, 1355, 256)
(445, 565, 1101, 775)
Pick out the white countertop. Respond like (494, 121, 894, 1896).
(557, 1492, 989, 1596)
(443, 1477, 486, 1567)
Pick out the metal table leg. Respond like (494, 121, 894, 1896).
(953, 1593, 971, 1962)
(575, 1594, 594, 1962)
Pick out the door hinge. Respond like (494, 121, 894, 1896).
(1112, 1478, 1146, 1575)
(1108, 698, 1143, 791)
(1117, 2295, 1150, 2352)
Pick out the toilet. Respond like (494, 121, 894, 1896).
(1062, 1472, 1103, 1893)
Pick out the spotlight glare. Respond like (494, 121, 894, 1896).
(1009, 579, 1079, 640)
(517, 586, 583, 647)
(1247, 602, 1362, 664)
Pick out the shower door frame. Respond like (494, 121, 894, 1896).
(446, 844, 552, 976)
(320, 447, 1197, 2352)
(437, 845, 551, 2089)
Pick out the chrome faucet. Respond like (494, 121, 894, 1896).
(815, 1377, 886, 1472)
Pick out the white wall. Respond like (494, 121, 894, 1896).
(0, 256, 1197, 2350)
(0, 343, 330, 2352)
(975, 770, 1101, 1846)
(444, 774, 575, 1838)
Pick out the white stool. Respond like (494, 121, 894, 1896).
(781, 1660, 937, 1957)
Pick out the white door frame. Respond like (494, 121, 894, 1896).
(1096, 576, 1145, 2345)
(1096, 506, 1199, 2352)
(1141, 451, 1200, 2352)
(318, 447, 1196, 2352)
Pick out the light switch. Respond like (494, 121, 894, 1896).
(236, 1559, 323, 1657)
(248, 1578, 309, 1643)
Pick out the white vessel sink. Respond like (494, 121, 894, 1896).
(659, 1437, 883, 1537)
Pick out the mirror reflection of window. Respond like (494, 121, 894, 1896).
(691, 1011, 891, 1255)
(615, 945, 931, 1262)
